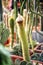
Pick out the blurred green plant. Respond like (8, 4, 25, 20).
(0, 22, 10, 45)
(0, 44, 12, 65)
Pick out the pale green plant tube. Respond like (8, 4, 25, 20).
(16, 14, 30, 62)
(10, 18, 14, 48)
(23, 9, 28, 32)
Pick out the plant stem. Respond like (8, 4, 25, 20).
(29, 13, 34, 52)
(16, 15, 30, 62)
(14, 0, 18, 19)
(30, 9, 43, 17)
(10, 18, 14, 48)
(20, 0, 26, 15)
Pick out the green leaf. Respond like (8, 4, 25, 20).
(1, 28, 10, 44)
(0, 44, 12, 65)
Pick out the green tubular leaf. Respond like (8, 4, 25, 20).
(16, 14, 31, 62)
(17, 23, 30, 62)
(14, 0, 18, 19)
(10, 19, 14, 35)
(10, 18, 14, 47)
(28, 12, 34, 51)
(19, 26, 30, 61)
(30, 9, 43, 17)
(20, 0, 26, 15)
(10, 19, 14, 30)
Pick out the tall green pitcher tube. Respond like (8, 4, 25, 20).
(16, 14, 30, 62)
